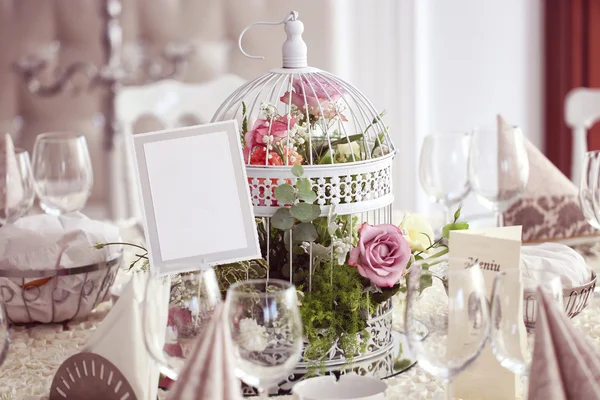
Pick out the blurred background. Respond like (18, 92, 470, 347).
(0, 0, 581, 221)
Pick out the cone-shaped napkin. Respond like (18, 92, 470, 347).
(167, 303, 243, 400)
(84, 272, 170, 400)
(0, 133, 24, 215)
(499, 116, 596, 243)
(528, 288, 600, 399)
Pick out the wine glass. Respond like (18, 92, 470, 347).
(405, 257, 490, 400)
(0, 146, 28, 226)
(143, 269, 222, 382)
(226, 279, 303, 398)
(419, 132, 471, 224)
(579, 151, 600, 229)
(490, 268, 563, 399)
(32, 132, 93, 215)
(9, 149, 35, 222)
(468, 125, 529, 227)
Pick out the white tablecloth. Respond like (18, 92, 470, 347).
(2, 238, 600, 399)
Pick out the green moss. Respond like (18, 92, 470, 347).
(299, 263, 374, 373)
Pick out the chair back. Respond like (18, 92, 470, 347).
(114, 75, 246, 220)
(565, 87, 600, 184)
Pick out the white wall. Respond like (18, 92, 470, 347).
(334, 0, 543, 217)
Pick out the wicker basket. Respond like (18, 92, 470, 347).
(0, 253, 121, 324)
(523, 271, 597, 328)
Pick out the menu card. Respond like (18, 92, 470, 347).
(448, 226, 525, 400)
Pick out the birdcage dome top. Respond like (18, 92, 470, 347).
(211, 11, 395, 169)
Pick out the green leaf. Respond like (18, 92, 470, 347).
(420, 232, 433, 247)
(274, 184, 296, 205)
(290, 203, 321, 222)
(442, 221, 470, 239)
(292, 222, 319, 242)
(330, 134, 363, 147)
(272, 208, 295, 230)
(370, 283, 401, 304)
(297, 178, 317, 203)
(291, 164, 304, 178)
(453, 206, 462, 222)
(241, 102, 248, 135)
(242, 101, 247, 116)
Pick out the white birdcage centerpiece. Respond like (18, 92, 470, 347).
(212, 11, 400, 394)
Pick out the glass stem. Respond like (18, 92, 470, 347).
(521, 375, 529, 400)
(495, 210, 504, 227)
(444, 379, 454, 400)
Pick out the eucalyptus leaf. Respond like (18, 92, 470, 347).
(297, 178, 317, 203)
(291, 164, 304, 178)
(272, 208, 295, 230)
(274, 184, 296, 205)
(290, 203, 321, 222)
(293, 222, 319, 242)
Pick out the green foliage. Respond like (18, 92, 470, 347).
(442, 204, 469, 239)
(290, 203, 321, 222)
(293, 222, 318, 242)
(241, 101, 248, 141)
(272, 208, 295, 230)
(274, 184, 296, 205)
(291, 164, 304, 178)
(300, 263, 373, 371)
(296, 178, 317, 203)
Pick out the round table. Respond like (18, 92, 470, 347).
(3, 242, 600, 400)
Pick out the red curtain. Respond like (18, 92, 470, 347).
(545, 0, 600, 176)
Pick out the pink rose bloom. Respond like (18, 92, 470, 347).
(280, 75, 346, 119)
(348, 223, 411, 288)
(168, 306, 192, 331)
(243, 114, 296, 161)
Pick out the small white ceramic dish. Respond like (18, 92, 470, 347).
(292, 373, 388, 400)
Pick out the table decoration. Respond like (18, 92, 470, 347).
(166, 303, 242, 400)
(209, 10, 416, 393)
(448, 226, 524, 399)
(0, 213, 121, 324)
(12, 148, 35, 221)
(528, 287, 600, 399)
(291, 374, 387, 400)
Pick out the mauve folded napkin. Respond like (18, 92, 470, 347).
(528, 288, 600, 399)
(167, 303, 242, 400)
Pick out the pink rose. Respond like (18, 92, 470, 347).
(280, 75, 346, 119)
(348, 223, 411, 288)
(243, 114, 296, 160)
(168, 306, 192, 331)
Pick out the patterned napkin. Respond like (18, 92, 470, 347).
(499, 116, 596, 243)
(167, 303, 243, 400)
(528, 288, 600, 399)
(0, 133, 24, 215)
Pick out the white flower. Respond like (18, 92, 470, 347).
(399, 213, 435, 252)
(332, 237, 352, 265)
(238, 318, 268, 352)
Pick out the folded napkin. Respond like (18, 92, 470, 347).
(0, 133, 24, 215)
(85, 272, 170, 400)
(0, 212, 121, 323)
(167, 303, 243, 400)
(521, 243, 590, 290)
(499, 116, 596, 243)
(528, 287, 600, 399)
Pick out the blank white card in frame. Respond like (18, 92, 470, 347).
(133, 121, 261, 275)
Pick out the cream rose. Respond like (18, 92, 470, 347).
(399, 213, 434, 252)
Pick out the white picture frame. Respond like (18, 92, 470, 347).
(132, 120, 261, 275)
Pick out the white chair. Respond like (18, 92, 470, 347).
(112, 74, 246, 221)
(565, 87, 600, 184)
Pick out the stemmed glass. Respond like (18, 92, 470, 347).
(490, 268, 563, 399)
(143, 269, 222, 381)
(405, 257, 490, 400)
(226, 279, 303, 398)
(419, 132, 471, 224)
(32, 132, 93, 215)
(468, 125, 529, 227)
(581, 151, 600, 229)
(11, 149, 35, 221)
